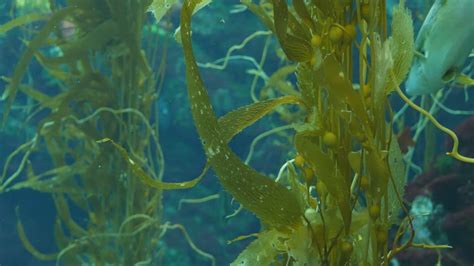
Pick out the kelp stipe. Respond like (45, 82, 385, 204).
(180, 0, 452, 264)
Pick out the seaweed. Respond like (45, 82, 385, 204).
(2, 0, 469, 264)
(179, 0, 453, 264)
(0, 0, 172, 264)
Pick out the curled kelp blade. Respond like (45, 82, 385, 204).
(98, 138, 208, 190)
(218, 95, 303, 141)
(181, 0, 303, 231)
(98, 94, 303, 191)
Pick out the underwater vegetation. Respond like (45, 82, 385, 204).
(1, 0, 168, 264)
(1, 0, 473, 265)
(177, 0, 470, 264)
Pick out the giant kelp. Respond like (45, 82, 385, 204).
(179, 0, 451, 265)
(0, 0, 167, 264)
(1, 0, 466, 264)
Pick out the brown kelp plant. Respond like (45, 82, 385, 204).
(1, 0, 167, 265)
(1, 0, 472, 265)
(178, 0, 465, 265)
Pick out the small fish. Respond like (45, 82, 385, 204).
(405, 0, 474, 96)
(397, 127, 416, 154)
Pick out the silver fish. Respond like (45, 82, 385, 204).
(405, 0, 474, 96)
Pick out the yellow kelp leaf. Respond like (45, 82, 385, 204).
(316, 55, 370, 128)
(309, 207, 345, 244)
(366, 149, 389, 200)
(348, 151, 361, 174)
(373, 0, 414, 108)
(389, 0, 414, 89)
(148, 0, 179, 22)
(181, 0, 303, 231)
(312, 0, 333, 16)
(294, 133, 352, 231)
(98, 138, 207, 190)
(281, 34, 313, 62)
(351, 210, 370, 233)
(285, 223, 315, 265)
(271, 0, 313, 62)
(218, 95, 302, 141)
(287, 11, 311, 41)
(373, 36, 392, 129)
(231, 230, 285, 266)
(292, 0, 315, 31)
(295, 64, 318, 108)
(286, 163, 309, 209)
(271, 0, 289, 43)
(387, 132, 406, 225)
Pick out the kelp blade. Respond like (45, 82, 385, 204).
(181, 0, 303, 231)
(98, 138, 207, 190)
